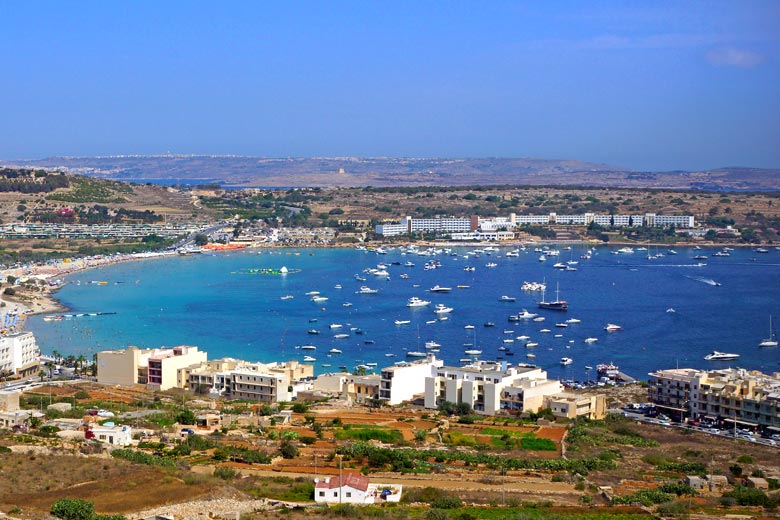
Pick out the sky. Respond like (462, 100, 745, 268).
(0, 1, 778, 171)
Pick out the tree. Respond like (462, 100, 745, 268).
(175, 409, 197, 425)
(193, 233, 209, 246)
(51, 498, 95, 520)
(279, 439, 299, 459)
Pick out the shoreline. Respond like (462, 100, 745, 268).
(0, 238, 763, 326)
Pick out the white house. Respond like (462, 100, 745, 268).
(314, 474, 402, 504)
(86, 424, 133, 446)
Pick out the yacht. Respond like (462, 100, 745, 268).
(464, 349, 482, 355)
(425, 341, 441, 349)
(311, 295, 328, 302)
(394, 319, 411, 325)
(704, 351, 740, 361)
(429, 285, 452, 293)
(498, 295, 517, 302)
(307, 329, 320, 335)
(517, 309, 538, 319)
(406, 351, 427, 358)
(329, 323, 343, 329)
(604, 323, 622, 332)
(565, 318, 581, 324)
(280, 294, 294, 300)
(555, 323, 568, 328)
(433, 304, 454, 314)
(759, 315, 778, 347)
(356, 286, 379, 294)
(406, 296, 431, 307)
(464, 324, 475, 329)
(300, 345, 316, 350)
(525, 342, 539, 348)
(583, 337, 598, 344)
(560, 357, 573, 365)
(328, 348, 342, 354)
(537, 283, 568, 311)
(303, 356, 316, 362)
(333, 333, 350, 339)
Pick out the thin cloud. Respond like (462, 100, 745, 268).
(706, 47, 765, 68)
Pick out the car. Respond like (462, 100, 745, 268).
(180, 428, 195, 435)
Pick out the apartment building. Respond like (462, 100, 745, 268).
(0, 332, 40, 377)
(648, 367, 780, 428)
(544, 392, 606, 420)
(380, 355, 443, 405)
(97, 345, 207, 390)
(312, 373, 381, 404)
(186, 359, 313, 403)
(424, 361, 562, 415)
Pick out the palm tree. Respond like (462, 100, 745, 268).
(76, 354, 87, 374)
(51, 349, 61, 365)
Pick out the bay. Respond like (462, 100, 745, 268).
(26, 246, 780, 381)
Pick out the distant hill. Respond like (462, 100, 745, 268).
(2, 156, 778, 191)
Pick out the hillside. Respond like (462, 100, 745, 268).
(3, 156, 779, 191)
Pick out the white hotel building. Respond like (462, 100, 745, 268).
(376, 212, 694, 237)
(0, 332, 40, 378)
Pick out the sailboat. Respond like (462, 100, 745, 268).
(759, 315, 778, 347)
(537, 282, 568, 311)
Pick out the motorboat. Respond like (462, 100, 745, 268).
(433, 304, 454, 314)
(280, 294, 294, 300)
(525, 342, 538, 348)
(303, 356, 316, 362)
(307, 329, 320, 335)
(532, 317, 545, 322)
(555, 323, 568, 328)
(498, 295, 516, 302)
(483, 322, 495, 327)
(517, 309, 538, 319)
(394, 319, 411, 325)
(406, 296, 431, 307)
(464, 324, 475, 329)
(565, 318, 581, 324)
(464, 349, 482, 355)
(539, 329, 551, 333)
(406, 351, 427, 358)
(328, 348, 342, 354)
(584, 337, 598, 344)
(356, 286, 379, 294)
(604, 323, 622, 332)
(311, 296, 328, 302)
(560, 357, 573, 365)
(704, 351, 740, 361)
(429, 285, 452, 293)
(333, 333, 350, 339)
(329, 323, 343, 329)
(300, 345, 316, 350)
(425, 341, 441, 349)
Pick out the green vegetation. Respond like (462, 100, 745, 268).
(611, 489, 675, 506)
(567, 415, 659, 450)
(110, 448, 177, 468)
(334, 427, 404, 443)
(46, 177, 131, 203)
(337, 441, 615, 475)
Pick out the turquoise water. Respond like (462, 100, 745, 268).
(25, 246, 780, 381)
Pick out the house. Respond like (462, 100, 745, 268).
(685, 476, 706, 490)
(86, 424, 133, 446)
(745, 476, 769, 490)
(314, 474, 402, 504)
(707, 475, 729, 491)
(543, 392, 606, 420)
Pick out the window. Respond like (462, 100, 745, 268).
(346, 492, 352, 498)
(318, 491, 324, 497)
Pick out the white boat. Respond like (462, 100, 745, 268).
(532, 316, 545, 322)
(525, 342, 538, 348)
(356, 286, 379, 294)
(517, 309, 538, 319)
(560, 357, 573, 365)
(434, 304, 454, 314)
(333, 333, 350, 339)
(311, 295, 329, 302)
(464, 324, 475, 329)
(464, 349, 482, 355)
(553, 262, 566, 269)
(565, 318, 581, 324)
(485, 262, 497, 268)
(303, 356, 316, 362)
(329, 323, 343, 329)
(704, 351, 740, 361)
(394, 319, 411, 325)
(305, 291, 320, 296)
(498, 295, 516, 302)
(429, 285, 452, 293)
(334, 284, 342, 289)
(300, 345, 317, 350)
(328, 348, 342, 354)
(521, 281, 546, 292)
(538, 254, 547, 262)
(407, 296, 431, 307)
(584, 337, 598, 344)
(526, 353, 536, 359)
(280, 294, 294, 300)
(425, 341, 441, 349)
(759, 315, 778, 347)
(604, 323, 622, 331)
(406, 351, 427, 358)
(539, 329, 551, 333)
(555, 323, 568, 328)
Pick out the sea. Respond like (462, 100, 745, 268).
(24, 245, 780, 382)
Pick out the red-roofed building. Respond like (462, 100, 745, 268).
(314, 473, 401, 504)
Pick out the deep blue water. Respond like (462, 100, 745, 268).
(24, 246, 780, 382)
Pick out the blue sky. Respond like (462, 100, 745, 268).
(0, 1, 778, 170)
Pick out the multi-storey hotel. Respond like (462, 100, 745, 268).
(376, 212, 695, 236)
(648, 367, 780, 429)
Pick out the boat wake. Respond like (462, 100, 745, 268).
(686, 275, 721, 286)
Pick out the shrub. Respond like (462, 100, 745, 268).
(430, 497, 462, 509)
(213, 466, 238, 480)
(722, 485, 774, 507)
(736, 455, 754, 464)
(279, 440, 299, 459)
(51, 499, 95, 520)
(291, 402, 309, 414)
